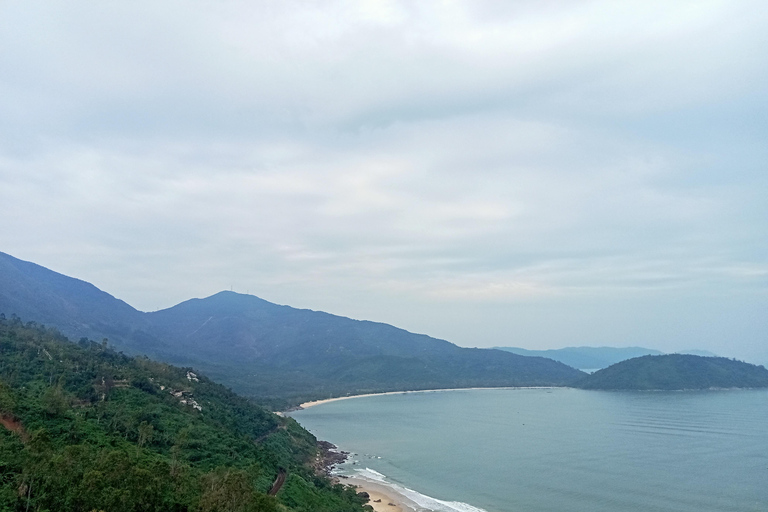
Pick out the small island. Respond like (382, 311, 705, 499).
(574, 354, 768, 390)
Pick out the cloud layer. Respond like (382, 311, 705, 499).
(1, 0, 766, 362)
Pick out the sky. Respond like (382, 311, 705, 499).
(1, 1, 766, 364)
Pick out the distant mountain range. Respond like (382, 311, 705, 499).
(494, 346, 718, 370)
(574, 354, 768, 390)
(0, 251, 584, 407)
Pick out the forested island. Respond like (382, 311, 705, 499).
(575, 354, 768, 390)
(0, 316, 367, 512)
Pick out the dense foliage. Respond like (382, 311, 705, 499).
(0, 316, 368, 512)
(575, 354, 768, 390)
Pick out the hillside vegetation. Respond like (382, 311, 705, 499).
(0, 316, 367, 512)
(575, 354, 768, 390)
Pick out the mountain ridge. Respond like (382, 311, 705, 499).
(0, 251, 585, 407)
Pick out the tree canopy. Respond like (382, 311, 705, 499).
(0, 316, 368, 512)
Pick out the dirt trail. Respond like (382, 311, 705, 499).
(254, 423, 286, 444)
(268, 469, 287, 496)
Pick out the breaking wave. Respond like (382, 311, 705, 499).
(354, 468, 489, 512)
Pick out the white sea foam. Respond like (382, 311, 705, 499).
(356, 468, 387, 482)
(354, 468, 488, 512)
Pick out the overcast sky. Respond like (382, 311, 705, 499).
(1, 1, 766, 363)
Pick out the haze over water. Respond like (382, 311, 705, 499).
(291, 388, 768, 512)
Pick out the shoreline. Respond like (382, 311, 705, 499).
(341, 469, 488, 512)
(345, 476, 417, 512)
(313, 441, 418, 512)
(298, 386, 557, 410)
(297, 387, 546, 512)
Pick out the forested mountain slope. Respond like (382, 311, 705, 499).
(0, 252, 170, 356)
(143, 291, 585, 405)
(0, 317, 367, 512)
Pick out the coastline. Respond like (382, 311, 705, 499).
(313, 440, 417, 512)
(296, 387, 548, 512)
(345, 476, 417, 512)
(341, 469, 489, 512)
(298, 386, 556, 409)
(294, 387, 768, 512)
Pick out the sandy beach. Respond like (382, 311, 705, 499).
(345, 476, 417, 512)
(299, 386, 553, 409)
(300, 390, 416, 409)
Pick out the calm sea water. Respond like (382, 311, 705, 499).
(290, 388, 768, 512)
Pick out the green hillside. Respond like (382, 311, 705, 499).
(0, 316, 367, 512)
(575, 354, 768, 390)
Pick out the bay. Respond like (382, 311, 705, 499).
(290, 388, 768, 512)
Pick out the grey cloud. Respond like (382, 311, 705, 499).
(0, 0, 766, 364)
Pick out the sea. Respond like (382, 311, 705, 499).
(289, 387, 768, 512)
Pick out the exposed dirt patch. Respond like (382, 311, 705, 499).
(0, 414, 27, 441)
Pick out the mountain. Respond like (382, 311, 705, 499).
(0, 251, 168, 355)
(0, 251, 140, 337)
(493, 346, 664, 370)
(0, 316, 368, 512)
(574, 354, 768, 390)
(144, 292, 585, 398)
(0, 251, 585, 407)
